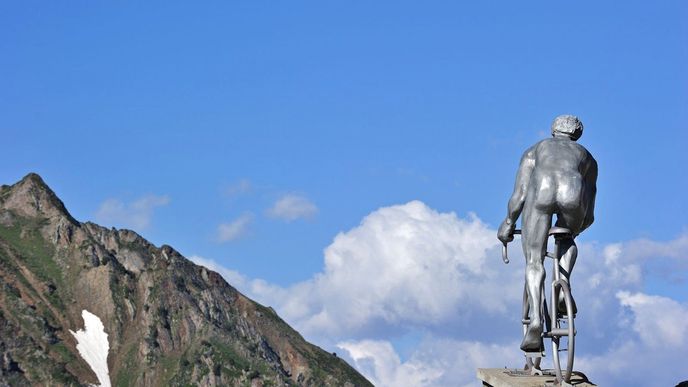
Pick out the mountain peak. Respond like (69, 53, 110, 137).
(0, 174, 372, 386)
(0, 172, 77, 224)
(20, 172, 48, 186)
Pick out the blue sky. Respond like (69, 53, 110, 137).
(2, 2, 687, 386)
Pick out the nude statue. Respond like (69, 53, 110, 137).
(497, 115, 598, 352)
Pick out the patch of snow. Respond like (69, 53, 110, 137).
(69, 310, 111, 387)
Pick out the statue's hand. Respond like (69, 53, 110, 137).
(497, 220, 515, 244)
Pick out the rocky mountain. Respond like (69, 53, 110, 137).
(0, 173, 372, 387)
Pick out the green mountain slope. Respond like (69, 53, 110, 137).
(0, 173, 372, 387)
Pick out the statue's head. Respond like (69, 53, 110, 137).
(551, 115, 583, 141)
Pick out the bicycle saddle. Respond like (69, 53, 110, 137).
(548, 227, 572, 236)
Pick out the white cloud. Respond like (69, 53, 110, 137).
(337, 339, 443, 387)
(575, 292, 688, 386)
(619, 233, 688, 260)
(617, 291, 688, 348)
(311, 201, 505, 333)
(94, 194, 170, 230)
(190, 200, 688, 387)
(216, 213, 254, 242)
(266, 194, 318, 221)
(338, 338, 521, 387)
(337, 290, 688, 387)
(248, 201, 510, 338)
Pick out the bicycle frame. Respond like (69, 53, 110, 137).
(502, 227, 576, 386)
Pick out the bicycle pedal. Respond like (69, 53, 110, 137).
(523, 351, 545, 358)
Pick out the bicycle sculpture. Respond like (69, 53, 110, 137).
(502, 228, 576, 384)
(497, 115, 597, 386)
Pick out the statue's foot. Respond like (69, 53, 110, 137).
(557, 292, 577, 317)
(520, 325, 544, 352)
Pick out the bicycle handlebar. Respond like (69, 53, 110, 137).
(501, 228, 572, 264)
(501, 229, 521, 264)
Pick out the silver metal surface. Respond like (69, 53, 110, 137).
(508, 229, 577, 383)
(498, 115, 597, 385)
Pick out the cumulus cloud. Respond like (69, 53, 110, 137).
(95, 194, 170, 230)
(618, 233, 688, 260)
(337, 340, 443, 387)
(266, 194, 318, 222)
(191, 200, 688, 387)
(574, 292, 688, 386)
(312, 201, 506, 333)
(617, 291, 688, 348)
(337, 291, 688, 387)
(216, 213, 254, 242)
(247, 201, 511, 338)
(338, 338, 521, 387)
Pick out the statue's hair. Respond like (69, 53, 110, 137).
(551, 115, 583, 141)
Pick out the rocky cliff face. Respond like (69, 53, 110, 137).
(0, 173, 371, 387)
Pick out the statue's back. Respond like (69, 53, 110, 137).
(527, 137, 596, 229)
(534, 137, 592, 175)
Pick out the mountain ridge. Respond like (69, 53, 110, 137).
(0, 173, 371, 386)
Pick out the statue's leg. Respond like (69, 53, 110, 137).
(555, 212, 582, 316)
(557, 237, 577, 315)
(520, 207, 550, 352)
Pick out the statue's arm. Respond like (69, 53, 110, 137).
(506, 146, 536, 224)
(581, 156, 598, 232)
(498, 145, 536, 242)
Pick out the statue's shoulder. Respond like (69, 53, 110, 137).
(574, 142, 596, 159)
(518, 139, 549, 162)
(571, 142, 597, 171)
(520, 141, 542, 160)
(586, 148, 598, 169)
(530, 138, 551, 152)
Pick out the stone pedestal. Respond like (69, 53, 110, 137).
(476, 368, 596, 387)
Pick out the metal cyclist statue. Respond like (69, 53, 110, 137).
(498, 115, 598, 353)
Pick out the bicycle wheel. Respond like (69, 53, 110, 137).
(522, 284, 542, 373)
(551, 279, 575, 384)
